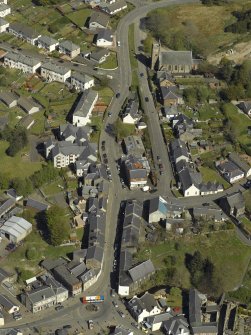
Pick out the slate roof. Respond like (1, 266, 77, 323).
(26, 285, 55, 304)
(119, 249, 133, 271)
(129, 292, 157, 313)
(5, 52, 40, 67)
(59, 40, 80, 52)
(0, 92, 19, 106)
(128, 260, 155, 282)
(0, 294, 18, 310)
(86, 245, 104, 264)
(0, 268, 11, 283)
(41, 62, 71, 75)
(89, 11, 109, 27)
(228, 152, 251, 175)
(124, 200, 143, 218)
(163, 316, 190, 335)
(9, 22, 40, 39)
(38, 35, 58, 46)
(217, 160, 244, 179)
(160, 50, 193, 66)
(41, 258, 67, 271)
(73, 90, 98, 118)
(71, 72, 93, 84)
(224, 191, 245, 209)
(146, 311, 173, 325)
(90, 48, 110, 62)
(0, 17, 8, 26)
(170, 139, 189, 162)
(161, 86, 181, 100)
(26, 198, 48, 211)
(53, 264, 80, 286)
(97, 29, 113, 42)
(18, 97, 39, 112)
(0, 198, 15, 217)
(189, 288, 202, 325)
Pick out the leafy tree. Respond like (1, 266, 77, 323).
(46, 205, 70, 246)
(1, 126, 28, 157)
(17, 268, 34, 283)
(11, 177, 33, 197)
(31, 163, 58, 188)
(170, 287, 181, 296)
(26, 247, 40, 260)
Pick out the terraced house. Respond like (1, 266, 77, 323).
(4, 52, 41, 74)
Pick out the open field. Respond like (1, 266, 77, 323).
(146, 2, 251, 58)
(137, 230, 251, 292)
(0, 141, 42, 179)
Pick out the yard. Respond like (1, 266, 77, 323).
(99, 52, 118, 70)
(95, 87, 114, 106)
(66, 7, 92, 28)
(136, 230, 251, 292)
(199, 166, 230, 189)
(0, 141, 43, 179)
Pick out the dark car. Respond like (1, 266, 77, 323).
(103, 153, 107, 159)
(145, 97, 149, 102)
(140, 73, 144, 77)
(101, 140, 105, 146)
(63, 325, 72, 329)
(104, 158, 108, 164)
(55, 305, 64, 311)
(157, 155, 161, 161)
(159, 163, 163, 170)
(116, 93, 121, 98)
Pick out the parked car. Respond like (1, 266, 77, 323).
(118, 310, 125, 318)
(63, 325, 72, 329)
(55, 305, 64, 311)
(88, 320, 94, 330)
(145, 97, 149, 102)
(157, 155, 161, 161)
(111, 289, 116, 297)
(113, 301, 118, 308)
(116, 93, 121, 98)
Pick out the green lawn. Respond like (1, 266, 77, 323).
(198, 104, 223, 121)
(96, 87, 113, 106)
(244, 190, 251, 212)
(240, 216, 251, 235)
(66, 8, 92, 28)
(0, 141, 42, 179)
(42, 180, 64, 197)
(199, 166, 230, 189)
(224, 103, 251, 147)
(136, 230, 251, 292)
(89, 116, 103, 143)
(99, 52, 118, 69)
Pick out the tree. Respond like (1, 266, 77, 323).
(26, 247, 40, 260)
(17, 268, 34, 283)
(1, 126, 28, 157)
(46, 205, 70, 246)
(183, 87, 197, 106)
(31, 163, 58, 188)
(11, 177, 33, 197)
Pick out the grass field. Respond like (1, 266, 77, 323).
(199, 166, 230, 189)
(99, 52, 118, 69)
(66, 8, 91, 28)
(96, 87, 113, 106)
(146, 2, 250, 57)
(0, 141, 42, 179)
(137, 230, 251, 292)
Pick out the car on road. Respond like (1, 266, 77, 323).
(118, 310, 125, 318)
(13, 312, 22, 320)
(108, 112, 112, 117)
(113, 301, 118, 308)
(159, 163, 163, 170)
(111, 289, 115, 297)
(145, 97, 149, 102)
(140, 73, 144, 77)
(103, 153, 107, 159)
(104, 158, 108, 164)
(116, 93, 121, 98)
(63, 325, 72, 329)
(113, 259, 117, 266)
(101, 140, 105, 146)
(157, 155, 161, 161)
(131, 322, 140, 329)
(88, 320, 94, 330)
(5, 243, 15, 251)
(55, 305, 64, 311)
(160, 170, 164, 175)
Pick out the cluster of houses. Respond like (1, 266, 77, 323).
(84, 0, 127, 16)
(118, 200, 155, 296)
(216, 152, 251, 184)
(123, 287, 223, 335)
(170, 138, 223, 197)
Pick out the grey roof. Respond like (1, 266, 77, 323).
(123, 135, 145, 155)
(0, 294, 18, 310)
(217, 160, 244, 179)
(26, 198, 48, 211)
(0, 198, 15, 217)
(18, 97, 39, 113)
(101, 0, 127, 13)
(79, 268, 97, 283)
(238, 101, 251, 113)
(89, 11, 109, 27)
(193, 206, 225, 221)
(146, 311, 173, 325)
(26, 285, 55, 304)
(124, 214, 141, 231)
(119, 249, 133, 271)
(5, 52, 41, 67)
(71, 72, 93, 84)
(73, 90, 98, 118)
(161, 86, 180, 100)
(67, 261, 87, 277)
(0, 268, 11, 282)
(88, 210, 106, 235)
(162, 316, 190, 335)
(97, 29, 113, 42)
(228, 152, 251, 175)
(128, 259, 155, 282)
(129, 292, 157, 313)
(224, 191, 245, 209)
(124, 200, 143, 218)
(41, 62, 71, 75)
(113, 326, 132, 335)
(86, 245, 104, 264)
(124, 99, 139, 119)
(170, 139, 189, 162)
(9, 22, 41, 40)
(0, 17, 8, 26)
(189, 288, 202, 325)
(163, 106, 179, 117)
(90, 48, 110, 62)
(41, 258, 67, 271)
(160, 50, 193, 66)
(53, 264, 80, 286)
(0, 91, 19, 106)
(121, 225, 139, 247)
(37, 35, 58, 46)
(191, 323, 218, 334)
(59, 40, 80, 52)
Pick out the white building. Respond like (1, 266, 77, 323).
(18, 97, 40, 115)
(95, 29, 113, 47)
(37, 35, 59, 52)
(40, 62, 71, 83)
(0, 295, 19, 314)
(0, 4, 10, 17)
(8, 23, 41, 45)
(72, 90, 98, 127)
(0, 216, 32, 243)
(128, 292, 161, 323)
(0, 312, 4, 326)
(4, 52, 41, 74)
(0, 17, 9, 32)
(71, 72, 94, 91)
(100, 0, 127, 15)
(58, 40, 80, 58)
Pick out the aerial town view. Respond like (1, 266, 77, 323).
(0, 0, 250, 334)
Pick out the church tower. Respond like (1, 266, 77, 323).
(151, 41, 161, 70)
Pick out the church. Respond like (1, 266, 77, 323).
(151, 42, 200, 74)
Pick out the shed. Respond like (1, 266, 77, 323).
(0, 216, 32, 243)
(0, 294, 19, 314)
(18, 97, 40, 114)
